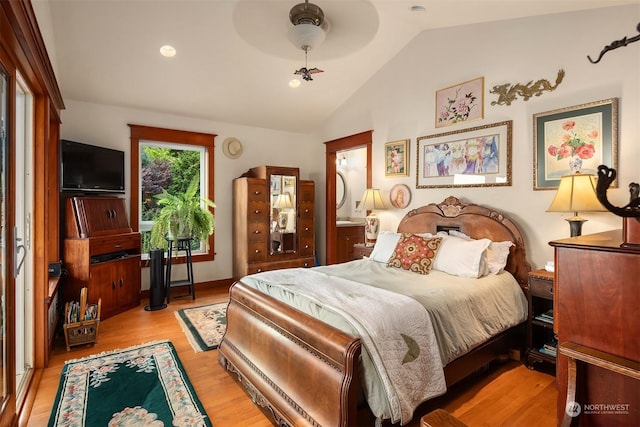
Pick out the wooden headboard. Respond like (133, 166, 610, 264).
(397, 196, 531, 286)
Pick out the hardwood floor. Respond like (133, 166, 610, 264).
(26, 285, 557, 427)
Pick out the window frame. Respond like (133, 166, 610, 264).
(129, 124, 216, 264)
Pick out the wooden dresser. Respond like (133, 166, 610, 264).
(233, 166, 315, 279)
(550, 230, 639, 426)
(63, 196, 142, 320)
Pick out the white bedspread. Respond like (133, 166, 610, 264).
(247, 268, 446, 425)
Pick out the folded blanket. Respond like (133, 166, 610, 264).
(248, 268, 446, 425)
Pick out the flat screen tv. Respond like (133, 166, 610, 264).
(60, 139, 125, 193)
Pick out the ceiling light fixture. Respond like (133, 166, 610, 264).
(288, 0, 326, 81)
(160, 45, 176, 57)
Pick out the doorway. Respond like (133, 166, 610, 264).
(324, 131, 372, 265)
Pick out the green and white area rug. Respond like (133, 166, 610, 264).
(48, 340, 211, 427)
(175, 302, 227, 353)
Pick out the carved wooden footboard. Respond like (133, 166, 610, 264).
(218, 281, 362, 427)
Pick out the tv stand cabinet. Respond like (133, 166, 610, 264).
(63, 197, 141, 320)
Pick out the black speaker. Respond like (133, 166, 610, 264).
(145, 249, 167, 311)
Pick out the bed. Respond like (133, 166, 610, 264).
(218, 196, 531, 426)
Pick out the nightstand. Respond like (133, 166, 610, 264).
(353, 243, 373, 259)
(526, 269, 556, 372)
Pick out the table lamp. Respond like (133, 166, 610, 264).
(273, 193, 294, 229)
(547, 171, 606, 237)
(360, 188, 387, 246)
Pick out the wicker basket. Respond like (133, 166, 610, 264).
(63, 289, 101, 351)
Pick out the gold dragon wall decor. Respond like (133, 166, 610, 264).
(490, 69, 565, 106)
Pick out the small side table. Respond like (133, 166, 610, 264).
(353, 243, 373, 259)
(526, 269, 556, 371)
(165, 238, 195, 303)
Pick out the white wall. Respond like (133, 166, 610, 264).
(317, 5, 640, 270)
(60, 100, 323, 289)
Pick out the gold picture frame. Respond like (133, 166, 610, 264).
(416, 120, 512, 189)
(385, 139, 409, 177)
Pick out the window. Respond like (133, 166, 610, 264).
(129, 125, 216, 262)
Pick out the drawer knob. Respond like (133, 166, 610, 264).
(257, 268, 262, 272)
(254, 230, 261, 234)
(305, 227, 309, 231)
(305, 244, 309, 249)
(254, 191, 261, 195)
(254, 210, 260, 214)
(255, 249, 260, 254)
(305, 209, 309, 213)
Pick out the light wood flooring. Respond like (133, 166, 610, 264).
(26, 285, 557, 427)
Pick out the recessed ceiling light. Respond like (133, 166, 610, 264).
(410, 5, 426, 13)
(289, 79, 301, 88)
(160, 45, 176, 57)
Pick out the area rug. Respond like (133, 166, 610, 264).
(175, 302, 227, 352)
(48, 340, 211, 427)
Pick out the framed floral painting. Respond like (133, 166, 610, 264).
(533, 98, 618, 190)
(435, 77, 484, 128)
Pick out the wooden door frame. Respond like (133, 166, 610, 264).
(324, 131, 372, 265)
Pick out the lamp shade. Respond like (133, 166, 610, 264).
(273, 193, 293, 209)
(547, 172, 605, 214)
(360, 189, 387, 210)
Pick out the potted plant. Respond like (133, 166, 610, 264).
(149, 173, 215, 250)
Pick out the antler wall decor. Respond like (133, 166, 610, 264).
(588, 22, 640, 64)
(489, 69, 565, 106)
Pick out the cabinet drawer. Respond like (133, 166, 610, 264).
(247, 241, 268, 262)
(247, 182, 267, 201)
(247, 201, 268, 220)
(298, 237, 314, 256)
(529, 276, 553, 299)
(248, 257, 315, 274)
(247, 222, 269, 242)
(299, 220, 313, 237)
(90, 234, 140, 256)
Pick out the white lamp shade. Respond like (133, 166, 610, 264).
(547, 172, 605, 213)
(273, 193, 294, 209)
(288, 23, 326, 50)
(360, 188, 387, 210)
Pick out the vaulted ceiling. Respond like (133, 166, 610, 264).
(39, 0, 635, 133)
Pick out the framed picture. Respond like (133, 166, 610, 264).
(389, 184, 411, 209)
(385, 139, 409, 177)
(417, 120, 512, 189)
(435, 77, 484, 128)
(533, 98, 618, 190)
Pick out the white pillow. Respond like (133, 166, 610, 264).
(433, 235, 491, 278)
(445, 230, 514, 275)
(368, 231, 401, 263)
(486, 241, 514, 274)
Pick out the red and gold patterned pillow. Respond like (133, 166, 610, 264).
(387, 233, 442, 275)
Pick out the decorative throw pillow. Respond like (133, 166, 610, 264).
(433, 235, 492, 278)
(387, 233, 442, 275)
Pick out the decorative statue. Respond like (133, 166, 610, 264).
(490, 69, 565, 106)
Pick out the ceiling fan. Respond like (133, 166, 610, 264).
(288, 0, 327, 81)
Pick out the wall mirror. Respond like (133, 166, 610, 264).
(270, 173, 297, 255)
(336, 171, 346, 209)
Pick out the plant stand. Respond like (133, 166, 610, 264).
(165, 237, 195, 303)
